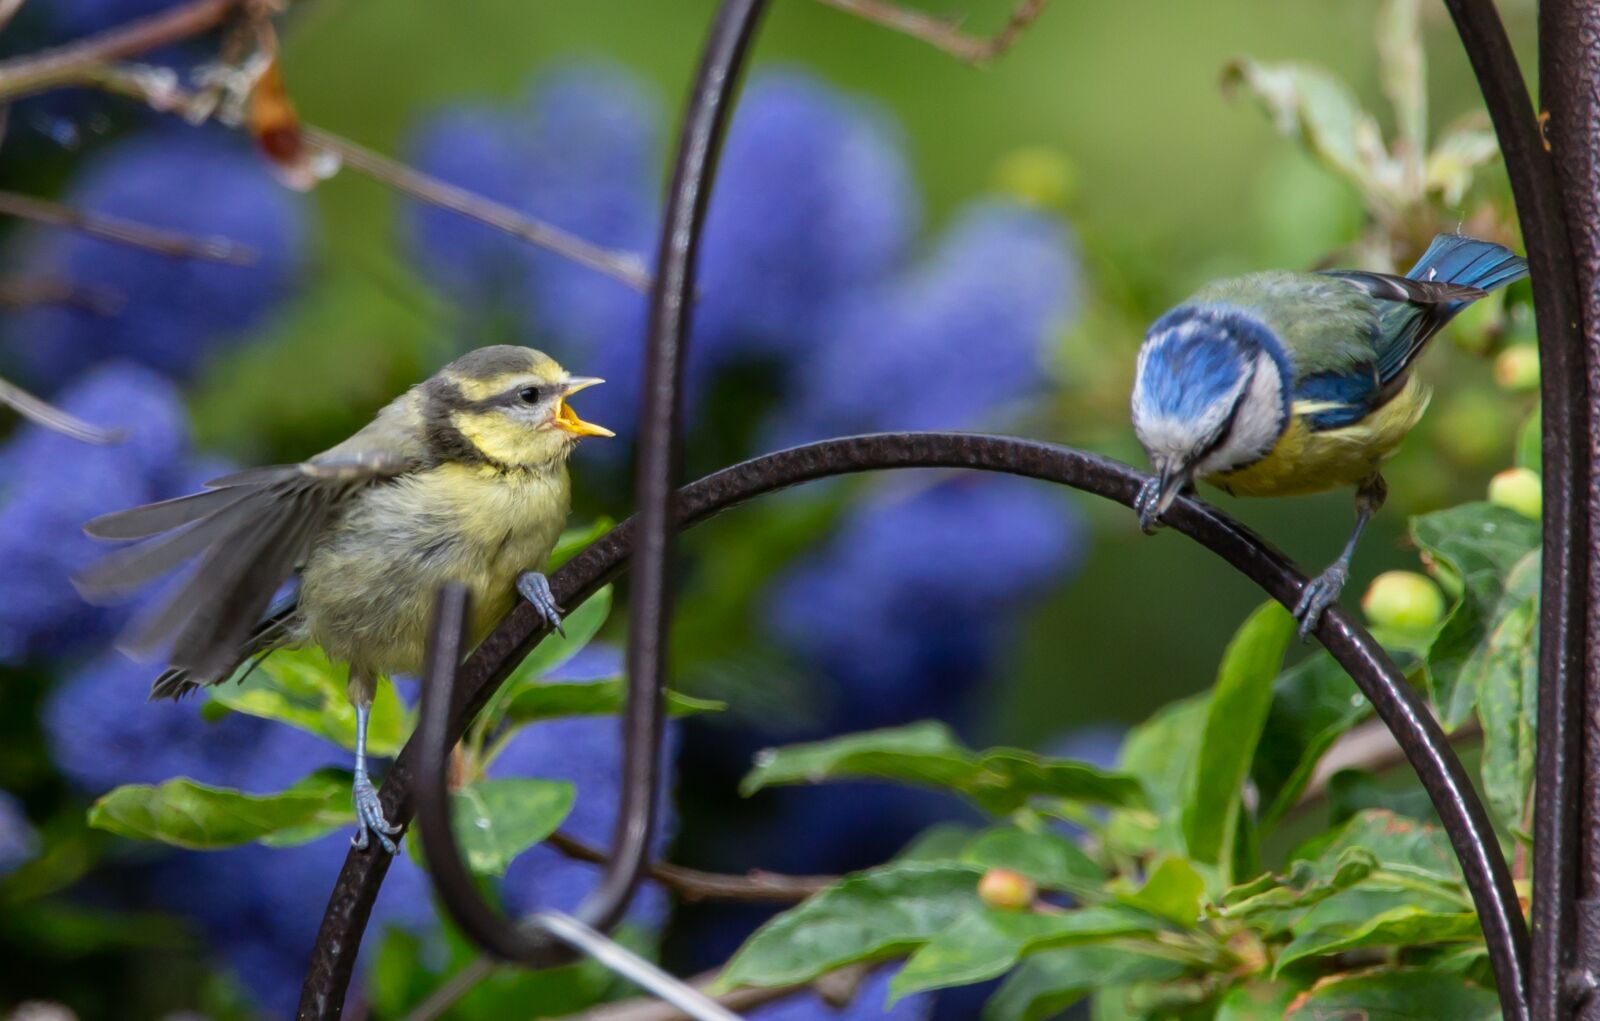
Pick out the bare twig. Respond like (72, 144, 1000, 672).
(0, 0, 29, 35)
(546, 831, 834, 903)
(299, 127, 653, 292)
(0, 376, 122, 443)
(811, 0, 1049, 64)
(0, 0, 243, 102)
(0, 190, 256, 264)
(1292, 715, 1485, 815)
(0, 275, 121, 314)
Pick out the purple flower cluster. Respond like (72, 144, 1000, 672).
(0, 363, 190, 663)
(4, 128, 307, 388)
(0, 791, 38, 876)
(42, 0, 184, 37)
(749, 966, 931, 1021)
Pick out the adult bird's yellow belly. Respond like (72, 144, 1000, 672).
(1206, 377, 1430, 498)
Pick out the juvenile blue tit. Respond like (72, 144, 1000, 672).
(76, 346, 613, 851)
(1130, 234, 1527, 638)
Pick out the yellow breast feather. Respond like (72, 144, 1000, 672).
(1207, 376, 1430, 498)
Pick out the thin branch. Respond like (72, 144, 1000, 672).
(0, 190, 256, 264)
(0, 275, 121, 314)
(546, 831, 834, 904)
(0, 0, 29, 35)
(811, 0, 1049, 64)
(0, 0, 242, 103)
(299, 126, 653, 292)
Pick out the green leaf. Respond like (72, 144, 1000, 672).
(1221, 58, 1395, 206)
(207, 646, 408, 756)
(1475, 551, 1540, 830)
(1285, 968, 1499, 1019)
(414, 779, 575, 878)
(891, 907, 1165, 1002)
(1252, 653, 1372, 828)
(259, 768, 357, 847)
(741, 721, 1145, 815)
(1182, 602, 1295, 871)
(500, 679, 722, 727)
(550, 519, 612, 569)
(1325, 769, 1436, 827)
(1220, 846, 1377, 923)
(1411, 502, 1541, 724)
(1277, 902, 1481, 971)
(89, 776, 347, 849)
(1517, 405, 1542, 472)
(983, 946, 1186, 1021)
(1426, 116, 1501, 206)
(960, 827, 1103, 894)
(1376, 0, 1426, 172)
(479, 587, 613, 727)
(1295, 809, 1464, 886)
(1105, 696, 1207, 856)
(1116, 855, 1206, 926)
(715, 861, 985, 991)
(1216, 980, 1310, 1021)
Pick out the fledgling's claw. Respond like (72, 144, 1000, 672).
(351, 770, 401, 854)
(1135, 476, 1164, 534)
(1293, 562, 1349, 642)
(517, 571, 565, 637)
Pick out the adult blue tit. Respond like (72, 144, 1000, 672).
(75, 346, 614, 852)
(1130, 233, 1528, 638)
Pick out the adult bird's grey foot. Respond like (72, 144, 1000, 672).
(517, 570, 565, 637)
(350, 698, 400, 853)
(1293, 473, 1387, 642)
(1134, 476, 1165, 534)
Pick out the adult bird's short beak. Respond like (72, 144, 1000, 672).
(553, 377, 615, 438)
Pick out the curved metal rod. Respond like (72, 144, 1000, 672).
(1442, 3, 1588, 1016)
(395, 432, 1526, 1011)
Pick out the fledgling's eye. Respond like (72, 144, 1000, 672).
(518, 386, 544, 405)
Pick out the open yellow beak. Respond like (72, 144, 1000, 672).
(553, 376, 614, 438)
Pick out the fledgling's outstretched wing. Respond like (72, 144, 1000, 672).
(77, 390, 428, 687)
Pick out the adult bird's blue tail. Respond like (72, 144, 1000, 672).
(1405, 233, 1528, 298)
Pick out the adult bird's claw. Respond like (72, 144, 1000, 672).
(517, 570, 565, 637)
(351, 771, 401, 854)
(1135, 476, 1165, 534)
(1293, 563, 1349, 642)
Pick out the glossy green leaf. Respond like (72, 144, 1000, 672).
(416, 779, 575, 878)
(1216, 980, 1310, 1021)
(715, 861, 985, 991)
(959, 827, 1103, 893)
(1325, 769, 1437, 827)
(891, 907, 1164, 1002)
(549, 518, 612, 569)
(1182, 602, 1295, 871)
(983, 946, 1186, 1021)
(1285, 968, 1499, 1019)
(480, 586, 613, 727)
(499, 679, 722, 726)
(1278, 902, 1481, 971)
(1105, 696, 1207, 856)
(259, 769, 357, 847)
(1252, 653, 1372, 828)
(1475, 551, 1540, 830)
(1221, 846, 1377, 923)
(1221, 58, 1393, 204)
(741, 721, 1145, 814)
(1295, 809, 1464, 886)
(1116, 855, 1206, 926)
(207, 646, 408, 756)
(89, 776, 348, 849)
(1411, 502, 1541, 724)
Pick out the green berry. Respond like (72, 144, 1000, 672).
(1494, 345, 1540, 392)
(1489, 466, 1542, 519)
(1361, 571, 1446, 632)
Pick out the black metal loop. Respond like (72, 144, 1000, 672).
(393, 432, 1526, 1016)
(1441, 3, 1588, 1018)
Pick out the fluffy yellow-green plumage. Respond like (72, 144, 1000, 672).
(76, 345, 612, 851)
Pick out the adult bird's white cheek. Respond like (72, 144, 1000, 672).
(1194, 353, 1286, 477)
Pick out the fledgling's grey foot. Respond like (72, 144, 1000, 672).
(517, 570, 565, 637)
(1135, 476, 1165, 534)
(351, 770, 401, 854)
(1293, 562, 1349, 642)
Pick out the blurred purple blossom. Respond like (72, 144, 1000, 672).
(43, 0, 184, 37)
(0, 363, 188, 663)
(5, 129, 307, 388)
(0, 791, 38, 875)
